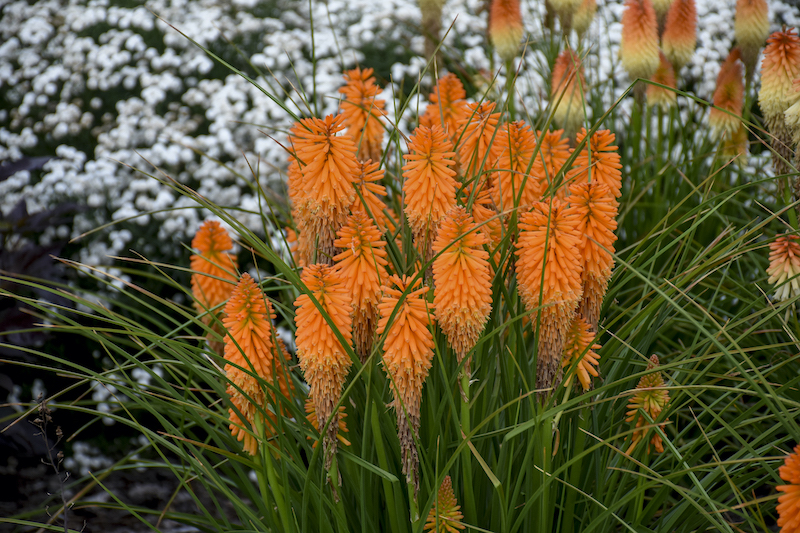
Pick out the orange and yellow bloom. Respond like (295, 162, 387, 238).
(551, 49, 587, 138)
(625, 355, 670, 455)
(709, 48, 745, 142)
(492, 121, 543, 214)
(619, 0, 660, 85)
(562, 316, 601, 391)
(425, 475, 465, 532)
(488, 0, 524, 62)
(777, 443, 800, 533)
(647, 52, 677, 110)
(339, 67, 386, 163)
(734, 0, 769, 79)
(767, 234, 800, 302)
(661, 0, 697, 72)
(421, 73, 467, 141)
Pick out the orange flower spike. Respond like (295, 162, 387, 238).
(493, 121, 544, 214)
(191, 220, 238, 315)
(425, 475, 466, 533)
(531, 129, 571, 193)
(551, 49, 588, 138)
(661, 0, 697, 72)
(420, 73, 467, 141)
(734, 0, 769, 80)
(377, 274, 435, 491)
(573, 0, 597, 39)
(647, 52, 677, 110)
(294, 264, 353, 468)
(760, 29, 800, 176)
(223, 274, 292, 455)
(467, 185, 505, 271)
(515, 200, 583, 395)
(767, 233, 800, 302)
(289, 115, 359, 262)
(351, 159, 391, 231)
(619, 0, 660, 84)
(625, 355, 671, 455)
(333, 212, 390, 361)
(305, 396, 350, 448)
(565, 128, 623, 198)
(488, 0, 524, 63)
(561, 316, 601, 391)
(403, 125, 459, 255)
(709, 49, 745, 141)
(567, 181, 618, 329)
(456, 101, 502, 181)
(432, 207, 493, 368)
(339, 67, 386, 163)
(777, 443, 800, 533)
(760, 29, 800, 127)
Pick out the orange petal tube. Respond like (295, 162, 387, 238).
(619, 0, 660, 84)
(432, 206, 493, 369)
(492, 121, 544, 215)
(403, 124, 459, 260)
(561, 316, 601, 391)
(420, 73, 467, 142)
(515, 200, 583, 396)
(488, 0, 524, 62)
(647, 52, 677, 110)
(551, 49, 588, 138)
(333, 212, 390, 362)
(289, 114, 359, 264)
(709, 49, 745, 142)
(661, 0, 697, 72)
(456, 101, 502, 182)
(567, 181, 618, 329)
(294, 264, 353, 469)
(377, 274, 435, 492)
(625, 355, 670, 455)
(565, 128, 622, 200)
(777, 443, 800, 533)
(223, 273, 293, 456)
(339, 67, 386, 163)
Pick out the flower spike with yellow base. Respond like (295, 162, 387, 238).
(294, 264, 353, 470)
(425, 475, 466, 532)
(619, 0, 659, 99)
(551, 49, 587, 141)
(516, 200, 583, 397)
(223, 273, 293, 456)
(661, 0, 697, 73)
(488, 0, 524, 63)
(333, 212, 389, 362)
(191, 220, 238, 356)
(647, 52, 677, 110)
(734, 0, 769, 83)
(432, 206, 493, 375)
(561, 316, 601, 391)
(767, 233, 800, 303)
(625, 355, 670, 455)
(377, 274, 435, 494)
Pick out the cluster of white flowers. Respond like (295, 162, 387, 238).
(0, 0, 796, 274)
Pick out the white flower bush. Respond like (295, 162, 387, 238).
(1, 0, 798, 273)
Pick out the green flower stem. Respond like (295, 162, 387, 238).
(460, 368, 477, 527)
(506, 59, 516, 121)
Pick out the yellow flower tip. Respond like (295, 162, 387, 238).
(492, 121, 544, 214)
(488, 0, 524, 62)
(786, 79, 800, 144)
(305, 396, 350, 447)
(550, 0, 582, 26)
(734, 0, 769, 69)
(403, 125, 459, 239)
(625, 355, 671, 455)
(532, 129, 571, 192)
(190, 220, 238, 313)
(377, 273, 435, 487)
(294, 263, 353, 466)
(425, 475, 466, 533)
(432, 206, 493, 361)
(565, 128, 622, 198)
(573, 0, 598, 37)
(767, 233, 800, 302)
(456, 101, 502, 179)
(619, 0, 660, 82)
(339, 67, 386, 162)
(661, 0, 697, 72)
(551, 49, 587, 135)
(777, 443, 800, 533)
(759, 28, 800, 125)
(333, 212, 390, 361)
(562, 316, 601, 391)
(516, 200, 583, 393)
(709, 48, 745, 141)
(647, 51, 677, 110)
(420, 73, 467, 140)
